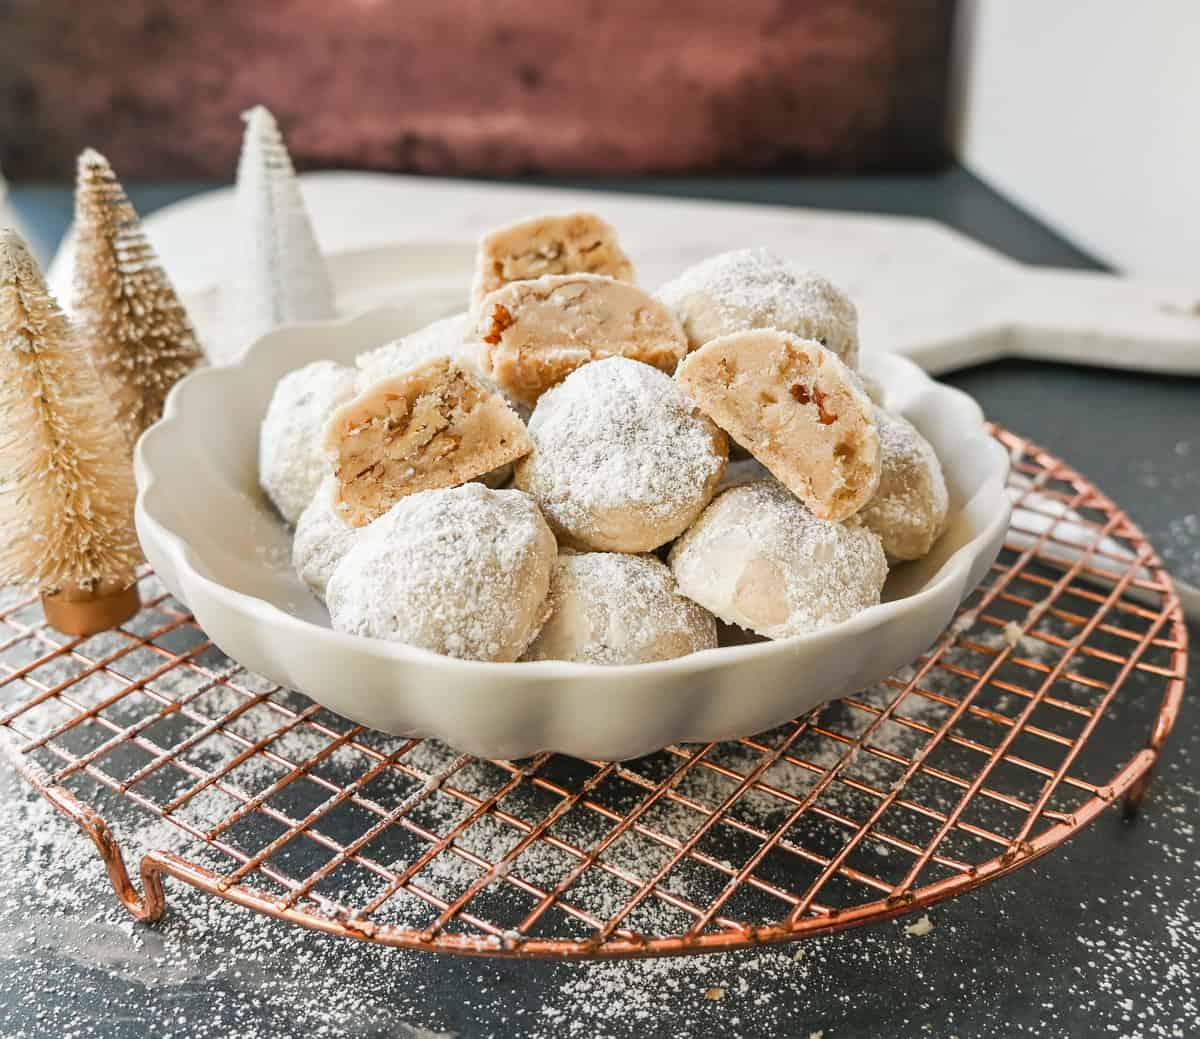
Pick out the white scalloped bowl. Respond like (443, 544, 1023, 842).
(135, 305, 1010, 760)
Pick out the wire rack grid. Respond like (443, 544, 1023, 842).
(0, 427, 1187, 959)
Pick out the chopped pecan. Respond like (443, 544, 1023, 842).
(789, 383, 837, 424)
(482, 303, 515, 344)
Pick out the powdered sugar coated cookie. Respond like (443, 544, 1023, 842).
(859, 407, 949, 562)
(669, 480, 887, 639)
(259, 360, 358, 524)
(513, 357, 728, 552)
(326, 484, 556, 661)
(523, 552, 717, 664)
(292, 475, 359, 602)
(355, 312, 481, 389)
(657, 248, 858, 367)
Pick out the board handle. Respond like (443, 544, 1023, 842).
(1006, 268, 1200, 374)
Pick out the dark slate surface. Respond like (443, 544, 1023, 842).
(1, 170, 1196, 1039)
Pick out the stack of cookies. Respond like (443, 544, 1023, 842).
(259, 212, 949, 664)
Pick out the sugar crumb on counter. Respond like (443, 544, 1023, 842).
(904, 914, 934, 938)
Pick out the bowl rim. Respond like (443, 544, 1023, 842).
(135, 305, 1012, 683)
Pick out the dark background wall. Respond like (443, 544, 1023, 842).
(0, 0, 956, 180)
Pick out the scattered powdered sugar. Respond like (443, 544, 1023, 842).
(522, 551, 717, 664)
(1130, 439, 1199, 592)
(325, 483, 556, 661)
(669, 480, 888, 639)
(258, 360, 357, 525)
(1164, 512, 1199, 580)
(515, 357, 726, 550)
(3, 610, 1197, 1036)
(655, 248, 859, 366)
(859, 406, 949, 562)
(904, 913, 934, 937)
(2, 526, 1195, 1035)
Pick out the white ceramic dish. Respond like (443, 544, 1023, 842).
(135, 306, 1011, 760)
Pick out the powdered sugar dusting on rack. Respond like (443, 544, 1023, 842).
(0, 428, 1192, 1035)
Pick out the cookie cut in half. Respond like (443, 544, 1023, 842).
(475, 272, 687, 408)
(325, 359, 532, 527)
(676, 329, 880, 522)
(470, 210, 635, 307)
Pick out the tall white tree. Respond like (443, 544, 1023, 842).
(73, 149, 205, 446)
(0, 229, 141, 632)
(226, 105, 335, 359)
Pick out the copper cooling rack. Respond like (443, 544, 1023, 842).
(0, 427, 1187, 959)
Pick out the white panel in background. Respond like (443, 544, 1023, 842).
(951, 0, 1200, 276)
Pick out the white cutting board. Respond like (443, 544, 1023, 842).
(48, 171, 1200, 374)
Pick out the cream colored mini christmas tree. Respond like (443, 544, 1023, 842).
(226, 105, 335, 357)
(72, 149, 204, 446)
(0, 229, 142, 633)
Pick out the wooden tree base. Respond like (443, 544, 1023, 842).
(41, 580, 140, 637)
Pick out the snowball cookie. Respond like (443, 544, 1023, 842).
(292, 475, 359, 601)
(326, 484, 556, 661)
(476, 273, 688, 408)
(657, 248, 859, 367)
(325, 359, 532, 527)
(669, 481, 887, 639)
(677, 329, 880, 522)
(522, 552, 718, 665)
(859, 407, 949, 563)
(355, 312, 479, 388)
(259, 360, 358, 524)
(513, 357, 728, 552)
(355, 312, 523, 488)
(470, 211, 635, 308)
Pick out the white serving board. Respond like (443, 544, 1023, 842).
(49, 171, 1200, 374)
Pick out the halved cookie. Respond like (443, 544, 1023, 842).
(676, 330, 880, 522)
(470, 211, 634, 307)
(476, 273, 687, 408)
(324, 359, 532, 527)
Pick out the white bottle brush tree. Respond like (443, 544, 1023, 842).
(226, 105, 335, 359)
(0, 229, 142, 634)
(73, 148, 205, 447)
